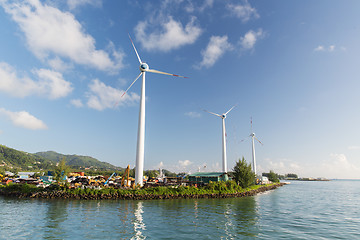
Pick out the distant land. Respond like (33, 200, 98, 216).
(35, 151, 120, 170)
(0, 145, 121, 172)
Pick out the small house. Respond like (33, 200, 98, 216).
(40, 176, 54, 183)
(18, 172, 36, 179)
(5, 171, 14, 177)
(188, 172, 229, 184)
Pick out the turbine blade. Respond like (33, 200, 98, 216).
(121, 72, 142, 98)
(255, 136, 263, 145)
(203, 109, 221, 117)
(128, 34, 142, 64)
(225, 105, 237, 115)
(148, 69, 188, 78)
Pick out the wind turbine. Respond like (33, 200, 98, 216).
(249, 117, 263, 176)
(122, 35, 187, 186)
(204, 105, 236, 173)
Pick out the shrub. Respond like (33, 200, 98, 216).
(233, 157, 256, 188)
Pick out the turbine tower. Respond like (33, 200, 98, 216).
(204, 105, 236, 173)
(122, 35, 187, 186)
(250, 118, 263, 176)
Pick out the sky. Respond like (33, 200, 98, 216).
(1, 0, 360, 179)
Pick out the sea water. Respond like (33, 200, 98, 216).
(0, 180, 359, 239)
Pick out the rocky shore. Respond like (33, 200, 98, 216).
(0, 183, 285, 200)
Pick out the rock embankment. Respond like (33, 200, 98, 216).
(0, 183, 285, 200)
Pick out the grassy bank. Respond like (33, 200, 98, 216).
(0, 181, 285, 200)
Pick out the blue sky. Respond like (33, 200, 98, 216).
(1, 0, 360, 179)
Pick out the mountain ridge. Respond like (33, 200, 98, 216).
(0, 145, 120, 171)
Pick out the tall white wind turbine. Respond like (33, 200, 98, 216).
(249, 118, 263, 176)
(204, 105, 236, 173)
(122, 35, 187, 186)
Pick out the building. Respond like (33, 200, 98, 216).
(188, 172, 229, 184)
(18, 172, 36, 179)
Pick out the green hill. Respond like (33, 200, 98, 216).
(0, 145, 121, 173)
(35, 151, 120, 170)
(0, 145, 54, 172)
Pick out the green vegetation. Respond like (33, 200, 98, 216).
(0, 181, 280, 198)
(233, 157, 255, 188)
(263, 170, 280, 183)
(35, 151, 120, 170)
(143, 169, 177, 178)
(1, 183, 40, 193)
(54, 158, 70, 184)
(285, 173, 298, 179)
(0, 145, 180, 178)
(0, 145, 123, 173)
(0, 145, 54, 171)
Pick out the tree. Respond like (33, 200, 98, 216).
(285, 173, 298, 179)
(233, 157, 255, 188)
(54, 157, 69, 184)
(267, 170, 280, 183)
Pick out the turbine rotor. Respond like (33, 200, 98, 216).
(140, 63, 149, 72)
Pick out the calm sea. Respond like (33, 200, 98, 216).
(0, 180, 359, 239)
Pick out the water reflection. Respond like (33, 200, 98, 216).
(196, 197, 259, 239)
(232, 197, 259, 238)
(223, 203, 235, 239)
(1, 195, 260, 239)
(132, 201, 146, 240)
(43, 200, 70, 239)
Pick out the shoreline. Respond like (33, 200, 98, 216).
(0, 183, 286, 200)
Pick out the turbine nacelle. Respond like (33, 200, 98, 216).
(250, 133, 255, 137)
(140, 63, 149, 72)
(221, 114, 226, 119)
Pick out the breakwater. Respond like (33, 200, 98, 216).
(0, 183, 285, 200)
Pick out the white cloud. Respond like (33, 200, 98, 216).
(0, 108, 48, 130)
(67, 0, 102, 10)
(164, 0, 213, 13)
(153, 161, 164, 170)
(197, 35, 232, 69)
(258, 158, 301, 175)
(348, 146, 360, 150)
(34, 68, 73, 99)
(1, 0, 123, 72)
(314, 45, 339, 52)
(86, 79, 139, 111)
(0, 62, 73, 99)
(259, 154, 360, 179)
(179, 159, 193, 167)
(48, 57, 73, 72)
(185, 111, 201, 118)
(70, 99, 84, 108)
(226, 1, 259, 23)
(198, 0, 214, 12)
(135, 16, 202, 52)
(239, 29, 264, 50)
(321, 153, 360, 179)
(314, 45, 325, 51)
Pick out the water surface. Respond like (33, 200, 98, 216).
(0, 180, 359, 239)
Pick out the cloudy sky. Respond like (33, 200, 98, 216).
(1, 0, 360, 179)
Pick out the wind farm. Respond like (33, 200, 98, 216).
(2, 1, 360, 239)
(0, 0, 358, 182)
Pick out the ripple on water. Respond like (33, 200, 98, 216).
(1, 180, 360, 239)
